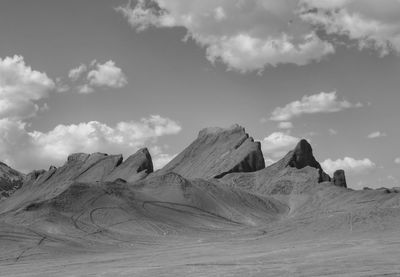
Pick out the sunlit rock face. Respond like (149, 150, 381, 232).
(157, 124, 265, 179)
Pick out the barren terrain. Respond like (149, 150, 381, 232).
(1, 126, 400, 276)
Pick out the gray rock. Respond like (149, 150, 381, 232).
(106, 148, 153, 182)
(333, 170, 347, 188)
(286, 139, 331, 183)
(158, 124, 265, 179)
(0, 162, 25, 198)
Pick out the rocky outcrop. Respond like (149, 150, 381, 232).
(333, 170, 347, 188)
(0, 162, 25, 198)
(106, 148, 153, 182)
(286, 139, 331, 182)
(19, 149, 153, 190)
(158, 124, 265, 179)
(20, 152, 124, 189)
(220, 138, 332, 195)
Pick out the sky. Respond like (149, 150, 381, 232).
(0, 0, 400, 189)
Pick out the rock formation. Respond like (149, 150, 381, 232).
(0, 162, 25, 198)
(286, 139, 331, 182)
(220, 138, 332, 195)
(26, 149, 153, 187)
(106, 148, 153, 182)
(333, 169, 347, 188)
(158, 124, 265, 179)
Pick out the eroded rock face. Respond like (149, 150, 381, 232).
(0, 162, 25, 198)
(286, 139, 331, 183)
(75, 153, 123, 182)
(288, 140, 321, 169)
(333, 170, 347, 188)
(106, 148, 154, 182)
(158, 124, 265, 179)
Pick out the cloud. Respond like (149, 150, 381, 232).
(321, 157, 376, 175)
(118, 0, 400, 72)
(0, 55, 55, 119)
(78, 84, 95, 94)
(270, 91, 362, 121)
(395, 158, 400, 164)
(66, 60, 127, 94)
(87, 60, 127, 89)
(261, 132, 300, 160)
(117, 0, 334, 72)
(152, 153, 177, 169)
(0, 115, 181, 172)
(367, 131, 387, 139)
(68, 64, 87, 81)
(299, 0, 400, 56)
(278, 121, 293, 129)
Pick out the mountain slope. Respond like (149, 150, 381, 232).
(1, 125, 400, 276)
(0, 162, 25, 199)
(157, 124, 265, 179)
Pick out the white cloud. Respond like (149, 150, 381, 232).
(321, 157, 376, 175)
(152, 153, 177, 169)
(118, 0, 400, 72)
(299, 0, 400, 56)
(117, 0, 334, 72)
(67, 60, 127, 94)
(261, 132, 300, 159)
(395, 158, 400, 164)
(270, 91, 362, 121)
(87, 60, 127, 89)
(78, 84, 95, 94)
(278, 121, 293, 129)
(0, 55, 55, 119)
(68, 64, 87, 81)
(0, 115, 181, 172)
(367, 131, 387, 139)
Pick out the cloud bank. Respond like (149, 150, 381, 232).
(0, 55, 55, 119)
(321, 157, 376, 176)
(299, 0, 400, 56)
(117, 0, 334, 72)
(0, 115, 181, 172)
(117, 0, 400, 72)
(0, 55, 178, 172)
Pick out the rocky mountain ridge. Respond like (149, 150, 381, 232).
(0, 124, 390, 200)
(1, 124, 400, 276)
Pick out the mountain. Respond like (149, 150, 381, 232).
(220, 139, 332, 195)
(1, 125, 400, 276)
(157, 124, 265, 179)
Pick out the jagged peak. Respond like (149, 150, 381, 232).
(287, 139, 320, 170)
(159, 124, 264, 179)
(270, 139, 331, 183)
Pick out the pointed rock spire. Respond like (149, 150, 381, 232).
(286, 139, 331, 182)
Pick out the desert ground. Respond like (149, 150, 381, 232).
(1, 126, 400, 276)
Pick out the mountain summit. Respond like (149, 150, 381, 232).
(157, 124, 265, 179)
